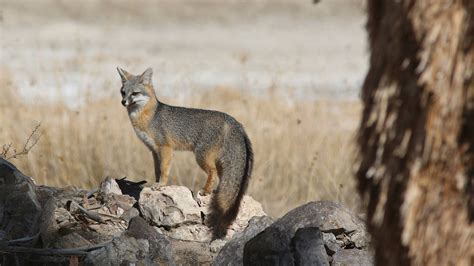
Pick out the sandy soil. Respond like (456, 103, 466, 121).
(0, 0, 367, 104)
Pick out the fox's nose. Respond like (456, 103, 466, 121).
(121, 99, 127, 106)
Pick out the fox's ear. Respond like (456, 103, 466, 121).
(140, 68, 153, 86)
(117, 67, 132, 83)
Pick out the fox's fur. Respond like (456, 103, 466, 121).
(117, 67, 253, 238)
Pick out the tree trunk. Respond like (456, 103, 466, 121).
(357, 1, 473, 265)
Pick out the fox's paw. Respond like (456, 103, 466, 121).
(199, 190, 211, 196)
(151, 182, 166, 191)
(199, 188, 218, 196)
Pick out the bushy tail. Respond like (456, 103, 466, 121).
(208, 132, 253, 239)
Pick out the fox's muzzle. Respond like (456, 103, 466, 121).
(121, 99, 128, 107)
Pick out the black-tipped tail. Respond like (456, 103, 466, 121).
(208, 133, 253, 239)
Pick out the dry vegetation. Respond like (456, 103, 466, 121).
(0, 0, 366, 217)
(0, 69, 361, 217)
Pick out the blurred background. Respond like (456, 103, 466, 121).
(0, 0, 367, 217)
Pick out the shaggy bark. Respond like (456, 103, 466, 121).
(357, 1, 473, 265)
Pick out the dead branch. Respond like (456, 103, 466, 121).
(69, 201, 105, 224)
(0, 240, 111, 256)
(1, 123, 42, 160)
(6, 232, 40, 244)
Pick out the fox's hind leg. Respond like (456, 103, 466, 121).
(196, 148, 219, 195)
(203, 168, 217, 195)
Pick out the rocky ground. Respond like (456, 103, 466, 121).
(0, 157, 372, 265)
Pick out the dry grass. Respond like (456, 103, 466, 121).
(0, 68, 361, 217)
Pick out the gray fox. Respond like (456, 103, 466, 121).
(117, 67, 253, 238)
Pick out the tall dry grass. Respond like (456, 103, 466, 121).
(0, 69, 361, 217)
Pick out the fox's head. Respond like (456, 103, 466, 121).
(117, 67, 155, 109)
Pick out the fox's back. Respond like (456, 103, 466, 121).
(151, 103, 241, 150)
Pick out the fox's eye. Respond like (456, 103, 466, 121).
(132, 92, 140, 96)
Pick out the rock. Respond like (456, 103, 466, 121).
(213, 216, 274, 266)
(121, 207, 140, 223)
(170, 240, 214, 265)
(99, 177, 122, 195)
(139, 186, 202, 228)
(197, 190, 267, 239)
(350, 230, 370, 249)
(333, 249, 374, 266)
(100, 193, 136, 217)
(230, 195, 267, 232)
(322, 232, 340, 255)
(86, 216, 174, 265)
(291, 227, 329, 266)
(52, 232, 92, 249)
(168, 224, 212, 242)
(270, 201, 367, 236)
(0, 160, 271, 265)
(195, 190, 212, 208)
(209, 239, 227, 253)
(135, 187, 268, 264)
(85, 235, 150, 266)
(244, 226, 294, 265)
(125, 216, 175, 265)
(243, 201, 371, 264)
(322, 232, 336, 242)
(39, 198, 62, 247)
(0, 158, 42, 241)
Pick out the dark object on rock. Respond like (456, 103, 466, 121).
(290, 227, 328, 266)
(115, 177, 146, 201)
(214, 216, 274, 265)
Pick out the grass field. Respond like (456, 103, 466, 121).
(0, 0, 366, 217)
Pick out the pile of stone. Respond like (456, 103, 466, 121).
(0, 158, 373, 265)
(210, 201, 372, 266)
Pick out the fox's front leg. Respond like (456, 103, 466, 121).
(152, 146, 173, 185)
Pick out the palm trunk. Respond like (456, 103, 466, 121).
(357, 1, 473, 265)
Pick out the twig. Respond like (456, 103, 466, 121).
(86, 188, 99, 199)
(95, 212, 124, 221)
(69, 201, 105, 224)
(1, 240, 111, 256)
(3, 123, 42, 160)
(6, 232, 40, 244)
(73, 198, 123, 221)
